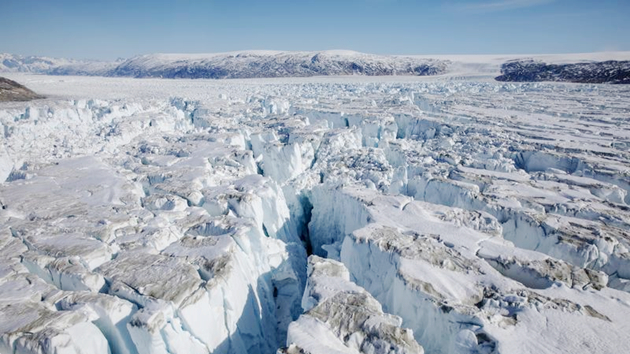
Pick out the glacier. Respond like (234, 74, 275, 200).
(1, 71, 630, 354)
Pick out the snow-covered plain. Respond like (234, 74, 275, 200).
(1, 72, 630, 354)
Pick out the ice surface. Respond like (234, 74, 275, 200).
(285, 255, 423, 354)
(1, 73, 630, 354)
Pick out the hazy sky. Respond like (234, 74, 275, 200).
(1, 0, 628, 60)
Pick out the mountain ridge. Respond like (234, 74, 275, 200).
(3, 51, 630, 83)
(108, 50, 449, 79)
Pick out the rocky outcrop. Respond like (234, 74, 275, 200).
(0, 77, 43, 102)
(495, 59, 630, 84)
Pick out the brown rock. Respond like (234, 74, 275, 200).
(0, 77, 44, 102)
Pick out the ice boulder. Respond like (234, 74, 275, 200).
(285, 255, 423, 354)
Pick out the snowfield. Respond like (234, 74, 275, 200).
(1, 72, 630, 354)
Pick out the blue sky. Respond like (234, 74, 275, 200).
(1, 0, 628, 60)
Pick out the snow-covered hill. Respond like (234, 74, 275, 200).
(0, 53, 119, 76)
(107, 50, 449, 79)
(0, 51, 449, 79)
(0, 53, 72, 73)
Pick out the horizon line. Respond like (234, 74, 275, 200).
(3, 49, 630, 62)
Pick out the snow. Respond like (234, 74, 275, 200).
(286, 255, 424, 354)
(1, 70, 630, 354)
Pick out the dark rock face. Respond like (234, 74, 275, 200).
(496, 59, 630, 84)
(0, 77, 43, 102)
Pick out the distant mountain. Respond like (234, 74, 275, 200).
(496, 59, 630, 84)
(47, 61, 121, 76)
(4, 51, 630, 83)
(108, 50, 450, 79)
(0, 51, 449, 79)
(1, 53, 77, 73)
(0, 53, 119, 76)
(0, 77, 43, 101)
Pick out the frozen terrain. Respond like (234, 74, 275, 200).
(1, 72, 630, 354)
